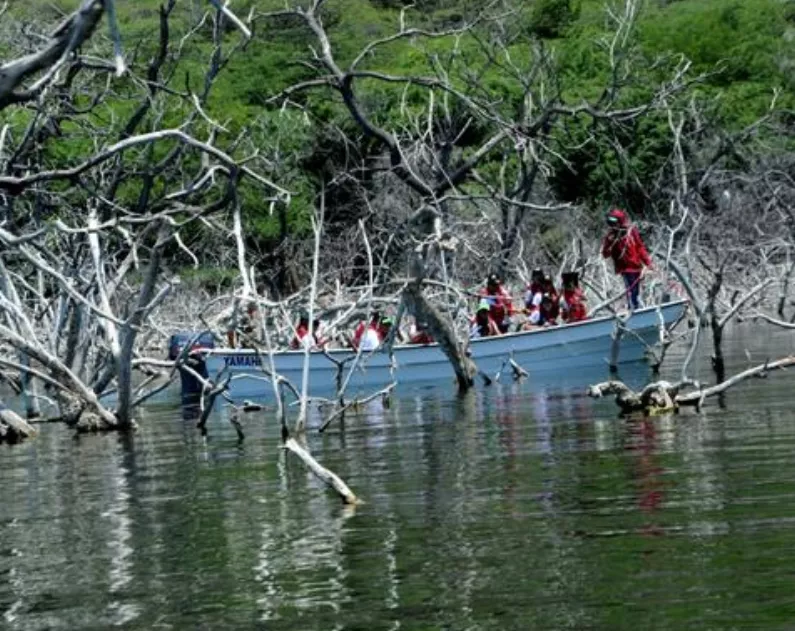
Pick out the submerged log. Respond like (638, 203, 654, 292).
(74, 411, 119, 433)
(587, 379, 698, 414)
(675, 356, 794, 407)
(589, 355, 794, 414)
(0, 401, 38, 444)
(283, 436, 361, 505)
(277, 384, 361, 505)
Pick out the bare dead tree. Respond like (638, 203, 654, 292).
(252, 0, 703, 387)
(653, 95, 791, 380)
(0, 2, 287, 431)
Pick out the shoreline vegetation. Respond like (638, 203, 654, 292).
(0, 0, 793, 500)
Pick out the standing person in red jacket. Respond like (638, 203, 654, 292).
(601, 208, 652, 310)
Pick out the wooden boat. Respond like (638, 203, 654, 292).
(201, 300, 687, 399)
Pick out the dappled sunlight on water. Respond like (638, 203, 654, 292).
(1, 325, 794, 629)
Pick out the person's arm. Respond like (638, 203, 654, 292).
(501, 287, 515, 316)
(559, 295, 569, 320)
(523, 288, 533, 312)
(601, 233, 613, 258)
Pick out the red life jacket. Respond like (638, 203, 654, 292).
(351, 320, 381, 349)
(562, 288, 587, 322)
(478, 285, 514, 324)
(410, 331, 434, 345)
(291, 323, 324, 349)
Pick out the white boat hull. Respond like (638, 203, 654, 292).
(203, 300, 687, 399)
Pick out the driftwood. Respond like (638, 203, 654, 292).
(318, 381, 396, 433)
(283, 436, 360, 505)
(0, 401, 38, 444)
(587, 379, 697, 414)
(277, 384, 360, 505)
(589, 355, 794, 414)
(753, 313, 795, 329)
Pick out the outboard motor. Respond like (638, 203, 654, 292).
(168, 331, 215, 400)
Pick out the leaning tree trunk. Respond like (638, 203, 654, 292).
(402, 250, 476, 391)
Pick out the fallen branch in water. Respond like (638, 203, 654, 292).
(277, 384, 361, 505)
(283, 436, 360, 505)
(0, 401, 38, 444)
(588, 355, 794, 414)
(494, 354, 529, 382)
(752, 313, 795, 329)
(675, 355, 794, 408)
(196, 373, 231, 435)
(509, 357, 529, 380)
(318, 381, 396, 433)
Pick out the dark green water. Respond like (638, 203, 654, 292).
(2, 327, 795, 630)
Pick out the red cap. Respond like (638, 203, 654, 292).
(607, 208, 628, 227)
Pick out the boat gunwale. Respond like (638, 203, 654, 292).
(202, 299, 689, 358)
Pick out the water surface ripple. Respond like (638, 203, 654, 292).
(2, 327, 795, 630)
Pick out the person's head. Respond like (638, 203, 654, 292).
(298, 309, 309, 325)
(606, 208, 628, 230)
(542, 273, 554, 289)
(531, 268, 544, 284)
(369, 310, 381, 324)
(476, 299, 490, 322)
(486, 273, 501, 292)
(562, 271, 579, 290)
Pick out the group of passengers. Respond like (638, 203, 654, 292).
(258, 208, 651, 350)
(471, 206, 653, 338)
(470, 269, 588, 339)
(286, 268, 588, 350)
(288, 309, 418, 351)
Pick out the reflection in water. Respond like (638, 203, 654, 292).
(624, 417, 665, 537)
(1, 327, 795, 629)
(103, 437, 139, 625)
(2, 520, 23, 626)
